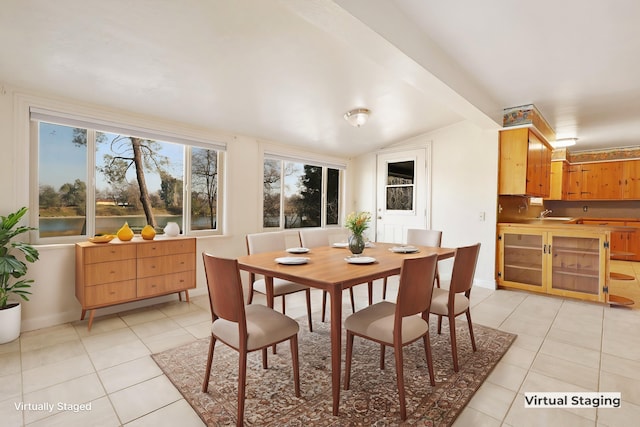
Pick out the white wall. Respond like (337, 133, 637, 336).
(351, 121, 499, 288)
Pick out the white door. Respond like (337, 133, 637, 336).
(376, 147, 429, 243)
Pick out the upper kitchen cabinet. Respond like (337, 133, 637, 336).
(547, 160, 569, 200)
(566, 161, 622, 200)
(622, 159, 640, 199)
(499, 127, 553, 197)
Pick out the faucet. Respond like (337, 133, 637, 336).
(539, 209, 553, 218)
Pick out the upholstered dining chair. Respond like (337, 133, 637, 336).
(201, 253, 301, 427)
(430, 242, 481, 372)
(343, 254, 439, 421)
(382, 228, 443, 299)
(246, 231, 314, 332)
(299, 228, 373, 322)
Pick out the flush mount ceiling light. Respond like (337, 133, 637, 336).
(551, 137, 578, 148)
(344, 108, 370, 127)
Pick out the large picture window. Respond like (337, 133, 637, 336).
(32, 109, 224, 241)
(263, 155, 343, 229)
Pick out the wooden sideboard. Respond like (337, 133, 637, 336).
(75, 236, 196, 330)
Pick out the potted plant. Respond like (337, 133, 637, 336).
(345, 211, 371, 255)
(0, 207, 39, 343)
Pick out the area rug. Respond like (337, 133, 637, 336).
(152, 316, 516, 426)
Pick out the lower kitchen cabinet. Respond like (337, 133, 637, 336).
(497, 225, 609, 303)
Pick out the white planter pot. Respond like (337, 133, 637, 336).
(0, 303, 22, 344)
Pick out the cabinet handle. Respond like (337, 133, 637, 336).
(543, 244, 547, 254)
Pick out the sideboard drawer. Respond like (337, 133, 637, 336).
(84, 259, 136, 286)
(85, 280, 137, 306)
(83, 244, 137, 264)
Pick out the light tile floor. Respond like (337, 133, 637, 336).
(1, 273, 639, 426)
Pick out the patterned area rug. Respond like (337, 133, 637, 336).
(152, 315, 516, 426)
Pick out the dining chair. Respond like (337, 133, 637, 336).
(382, 228, 443, 299)
(429, 242, 481, 372)
(246, 231, 314, 332)
(299, 228, 371, 322)
(201, 253, 301, 427)
(343, 254, 438, 420)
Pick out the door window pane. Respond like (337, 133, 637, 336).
(38, 123, 87, 238)
(386, 160, 415, 210)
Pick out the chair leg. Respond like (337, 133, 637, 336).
(321, 290, 327, 322)
(422, 334, 436, 386)
(262, 348, 268, 369)
(466, 310, 477, 352)
(306, 288, 313, 332)
(344, 332, 354, 390)
(448, 314, 459, 372)
(437, 315, 443, 334)
(379, 344, 386, 370)
(202, 335, 216, 392)
(393, 342, 407, 420)
(290, 334, 301, 397)
(237, 349, 248, 427)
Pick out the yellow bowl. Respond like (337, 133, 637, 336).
(89, 235, 115, 243)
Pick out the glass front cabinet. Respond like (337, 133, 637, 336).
(497, 225, 609, 303)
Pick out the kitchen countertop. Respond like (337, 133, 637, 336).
(498, 219, 636, 232)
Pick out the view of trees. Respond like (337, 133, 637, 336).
(263, 160, 339, 228)
(38, 122, 219, 236)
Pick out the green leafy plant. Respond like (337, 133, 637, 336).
(345, 211, 371, 235)
(0, 207, 39, 309)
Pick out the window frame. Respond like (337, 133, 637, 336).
(261, 146, 346, 231)
(22, 98, 226, 244)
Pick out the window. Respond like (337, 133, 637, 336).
(32, 108, 224, 242)
(263, 155, 343, 229)
(385, 160, 415, 211)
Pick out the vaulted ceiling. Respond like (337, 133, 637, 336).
(2, 0, 639, 157)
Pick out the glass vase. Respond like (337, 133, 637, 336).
(348, 233, 365, 255)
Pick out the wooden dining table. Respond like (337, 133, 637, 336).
(237, 241, 456, 416)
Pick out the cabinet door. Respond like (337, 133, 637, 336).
(592, 162, 622, 199)
(547, 231, 607, 302)
(498, 227, 546, 292)
(547, 161, 567, 200)
(623, 159, 640, 199)
(499, 128, 529, 195)
(624, 221, 640, 261)
(566, 165, 583, 200)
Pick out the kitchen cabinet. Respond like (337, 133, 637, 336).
(497, 225, 609, 303)
(499, 127, 552, 197)
(566, 162, 622, 200)
(75, 236, 196, 330)
(579, 219, 640, 261)
(622, 159, 640, 199)
(547, 160, 568, 200)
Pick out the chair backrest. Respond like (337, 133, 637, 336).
(202, 253, 246, 329)
(299, 228, 348, 248)
(406, 229, 442, 248)
(395, 254, 439, 319)
(449, 243, 481, 296)
(246, 231, 290, 254)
